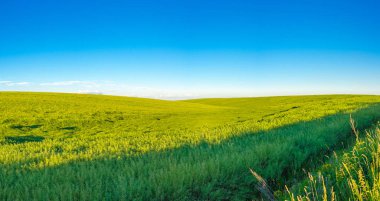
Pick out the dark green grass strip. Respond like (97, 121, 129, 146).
(1, 104, 380, 201)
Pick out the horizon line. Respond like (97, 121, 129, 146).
(1, 90, 379, 101)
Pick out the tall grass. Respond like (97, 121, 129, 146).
(1, 93, 379, 169)
(286, 120, 380, 201)
(1, 101, 380, 200)
(2, 93, 380, 200)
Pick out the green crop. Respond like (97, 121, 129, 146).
(1, 92, 380, 200)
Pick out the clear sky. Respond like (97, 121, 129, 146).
(1, 0, 380, 99)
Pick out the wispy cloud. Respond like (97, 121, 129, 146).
(0, 80, 287, 100)
(0, 80, 228, 99)
(40, 81, 98, 86)
(0, 81, 31, 86)
(77, 90, 104, 95)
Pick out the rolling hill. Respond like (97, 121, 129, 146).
(1, 92, 380, 200)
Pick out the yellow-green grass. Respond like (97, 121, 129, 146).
(1, 92, 380, 200)
(286, 122, 380, 201)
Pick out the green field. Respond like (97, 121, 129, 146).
(286, 120, 380, 201)
(1, 92, 380, 200)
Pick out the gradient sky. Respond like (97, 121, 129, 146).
(1, 0, 380, 99)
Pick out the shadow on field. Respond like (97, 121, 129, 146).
(10, 124, 42, 130)
(2, 104, 380, 200)
(4, 135, 45, 144)
(60, 126, 78, 131)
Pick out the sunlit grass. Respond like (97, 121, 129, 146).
(1, 93, 379, 169)
(286, 120, 380, 201)
(1, 92, 380, 200)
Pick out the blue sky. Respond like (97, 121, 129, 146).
(1, 0, 380, 99)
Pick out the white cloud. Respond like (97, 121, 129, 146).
(77, 90, 104, 95)
(0, 81, 31, 86)
(40, 81, 98, 86)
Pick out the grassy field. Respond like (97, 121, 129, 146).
(286, 121, 380, 201)
(1, 92, 380, 200)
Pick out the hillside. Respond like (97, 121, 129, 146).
(1, 92, 380, 200)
